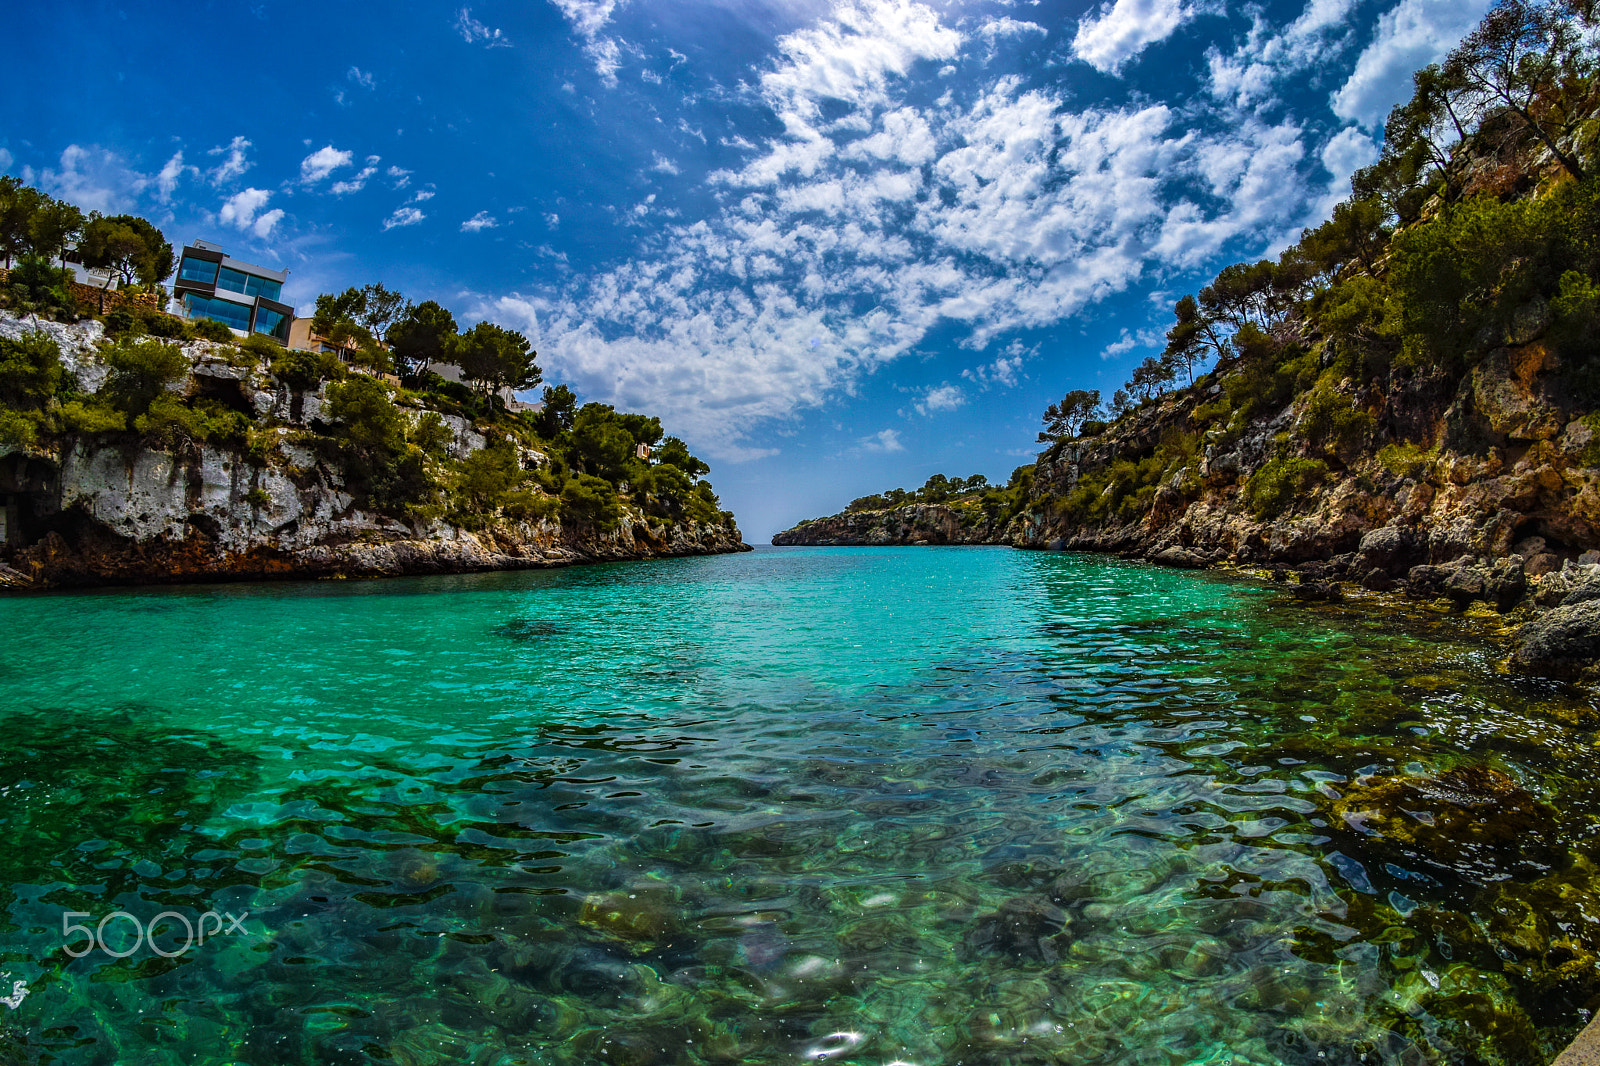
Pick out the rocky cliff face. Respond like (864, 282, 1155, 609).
(772, 327, 1600, 677)
(771, 502, 1005, 546)
(0, 315, 749, 589)
(1013, 339, 1598, 567)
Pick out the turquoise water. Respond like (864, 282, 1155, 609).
(1, 546, 1598, 1065)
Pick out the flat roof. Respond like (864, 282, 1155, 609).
(182, 241, 289, 283)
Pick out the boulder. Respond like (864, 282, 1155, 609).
(1151, 546, 1207, 569)
(1291, 580, 1344, 602)
(1358, 525, 1415, 574)
(1511, 598, 1600, 675)
(1562, 581, 1600, 607)
(1485, 558, 1528, 611)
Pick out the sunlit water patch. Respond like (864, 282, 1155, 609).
(0, 546, 1598, 1065)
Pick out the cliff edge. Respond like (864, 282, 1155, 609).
(0, 314, 749, 589)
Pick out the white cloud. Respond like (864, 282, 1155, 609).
(409, 188, 435, 203)
(387, 165, 412, 188)
(861, 428, 905, 452)
(383, 206, 426, 230)
(0, 148, 12, 171)
(300, 145, 353, 183)
(650, 152, 681, 176)
(207, 136, 253, 185)
(914, 383, 966, 416)
(330, 162, 379, 196)
(1072, 0, 1189, 75)
(1206, 0, 1357, 109)
(978, 17, 1048, 40)
(544, 212, 561, 229)
(33, 145, 147, 213)
(962, 341, 1030, 388)
(490, 0, 1331, 461)
(549, 0, 627, 84)
(251, 209, 285, 239)
(456, 7, 511, 47)
(1331, 0, 1492, 129)
(348, 66, 375, 89)
(1099, 327, 1160, 359)
(461, 211, 499, 232)
(155, 151, 194, 202)
(219, 188, 283, 238)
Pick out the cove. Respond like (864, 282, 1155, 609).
(0, 545, 1597, 1065)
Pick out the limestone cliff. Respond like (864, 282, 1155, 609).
(0, 315, 749, 589)
(772, 501, 1005, 546)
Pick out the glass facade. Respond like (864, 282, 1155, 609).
(183, 293, 251, 333)
(254, 307, 288, 341)
(177, 256, 219, 285)
(216, 266, 249, 294)
(216, 266, 283, 302)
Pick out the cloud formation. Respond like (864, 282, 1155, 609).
(301, 145, 354, 183)
(1072, 0, 1189, 75)
(29, 145, 147, 213)
(456, 7, 510, 47)
(461, 210, 499, 232)
(549, 0, 625, 83)
(1331, 0, 1492, 128)
(914, 383, 966, 416)
(383, 205, 426, 230)
(219, 188, 284, 238)
(208, 136, 253, 185)
(499, 0, 1341, 460)
(861, 428, 905, 452)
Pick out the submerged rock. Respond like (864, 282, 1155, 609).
(578, 886, 682, 950)
(963, 896, 1072, 962)
(1330, 765, 1558, 883)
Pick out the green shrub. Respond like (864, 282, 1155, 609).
(410, 411, 454, 458)
(3, 257, 78, 320)
(270, 348, 346, 390)
(326, 376, 405, 453)
(134, 394, 247, 449)
(58, 399, 125, 435)
(239, 333, 282, 362)
(1299, 380, 1375, 454)
(244, 487, 272, 508)
(560, 472, 620, 529)
(0, 330, 64, 411)
(103, 337, 187, 417)
(141, 311, 185, 339)
(187, 318, 235, 344)
(1244, 454, 1328, 519)
(103, 309, 142, 339)
(1377, 441, 1433, 480)
(0, 408, 39, 447)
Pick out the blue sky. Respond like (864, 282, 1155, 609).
(4, 0, 1488, 540)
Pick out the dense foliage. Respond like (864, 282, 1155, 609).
(1029, 0, 1600, 530)
(0, 179, 728, 539)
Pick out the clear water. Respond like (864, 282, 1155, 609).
(1, 546, 1598, 1066)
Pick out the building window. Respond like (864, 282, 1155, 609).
(216, 266, 249, 295)
(178, 257, 219, 285)
(214, 266, 283, 302)
(183, 293, 251, 332)
(254, 307, 288, 341)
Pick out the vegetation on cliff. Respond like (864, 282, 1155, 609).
(778, 0, 1600, 674)
(0, 181, 741, 584)
(1027, 0, 1600, 535)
